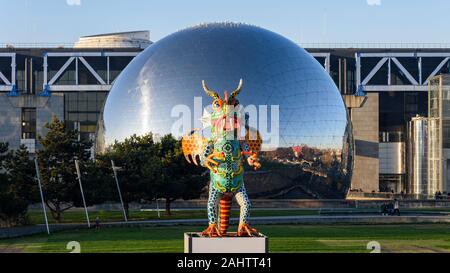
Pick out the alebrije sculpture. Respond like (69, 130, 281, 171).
(182, 79, 262, 237)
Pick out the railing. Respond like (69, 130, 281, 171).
(0, 42, 74, 48)
(0, 42, 151, 49)
(4, 42, 450, 49)
(301, 42, 450, 49)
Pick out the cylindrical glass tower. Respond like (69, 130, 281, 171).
(407, 116, 428, 196)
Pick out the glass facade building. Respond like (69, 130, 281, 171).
(2, 26, 450, 198)
(428, 75, 450, 193)
(0, 48, 141, 153)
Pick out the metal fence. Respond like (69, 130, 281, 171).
(0, 42, 74, 48)
(301, 42, 450, 49)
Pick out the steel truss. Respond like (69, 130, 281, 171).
(43, 52, 139, 93)
(0, 53, 16, 92)
(310, 52, 331, 74)
(356, 52, 450, 92)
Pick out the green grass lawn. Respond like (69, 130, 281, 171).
(26, 207, 450, 225)
(1, 224, 449, 253)
(26, 209, 320, 225)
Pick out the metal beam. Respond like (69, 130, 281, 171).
(359, 52, 416, 57)
(0, 86, 13, 91)
(0, 53, 15, 57)
(75, 57, 78, 85)
(46, 52, 104, 57)
(0, 71, 10, 85)
(363, 85, 428, 92)
(423, 57, 450, 85)
(325, 54, 330, 74)
(10, 54, 15, 85)
(310, 52, 330, 57)
(418, 57, 422, 85)
(414, 52, 450, 57)
(391, 57, 419, 85)
(355, 53, 361, 89)
(107, 56, 110, 84)
(49, 84, 112, 91)
(359, 52, 450, 58)
(78, 57, 106, 85)
(388, 58, 391, 85)
(338, 58, 342, 90)
(361, 57, 388, 85)
(45, 52, 139, 57)
(104, 52, 139, 57)
(43, 55, 48, 87)
(47, 57, 75, 85)
(310, 52, 331, 74)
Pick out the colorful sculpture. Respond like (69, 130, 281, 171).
(182, 79, 262, 237)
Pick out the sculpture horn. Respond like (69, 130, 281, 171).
(230, 79, 243, 99)
(202, 80, 220, 100)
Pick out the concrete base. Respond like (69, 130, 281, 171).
(184, 232, 268, 253)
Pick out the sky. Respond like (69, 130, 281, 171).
(1, 0, 450, 45)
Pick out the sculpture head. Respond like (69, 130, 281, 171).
(202, 79, 243, 139)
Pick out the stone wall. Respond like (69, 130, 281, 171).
(0, 94, 21, 149)
(350, 92, 379, 192)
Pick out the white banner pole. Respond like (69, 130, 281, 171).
(156, 198, 161, 218)
(34, 158, 50, 235)
(111, 160, 128, 222)
(75, 159, 90, 228)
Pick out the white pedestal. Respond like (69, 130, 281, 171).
(184, 232, 268, 253)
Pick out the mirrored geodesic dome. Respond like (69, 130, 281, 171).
(97, 22, 353, 199)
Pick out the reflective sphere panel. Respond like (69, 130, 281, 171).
(98, 23, 353, 198)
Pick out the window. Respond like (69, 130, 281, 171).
(379, 131, 404, 143)
(64, 92, 107, 141)
(21, 108, 36, 139)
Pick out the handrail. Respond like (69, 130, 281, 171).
(301, 42, 450, 49)
(0, 42, 74, 48)
(4, 42, 450, 49)
(0, 42, 149, 49)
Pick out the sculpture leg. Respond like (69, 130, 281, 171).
(235, 185, 258, 236)
(219, 194, 232, 235)
(202, 183, 223, 237)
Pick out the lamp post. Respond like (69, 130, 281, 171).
(111, 160, 128, 222)
(75, 159, 90, 228)
(34, 158, 50, 235)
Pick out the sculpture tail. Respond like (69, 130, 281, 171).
(219, 195, 232, 234)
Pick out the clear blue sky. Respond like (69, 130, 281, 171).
(1, 0, 449, 44)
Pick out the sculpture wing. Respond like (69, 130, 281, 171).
(244, 127, 262, 153)
(182, 129, 208, 166)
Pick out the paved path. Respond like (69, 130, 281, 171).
(100, 214, 450, 228)
(1, 214, 449, 239)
